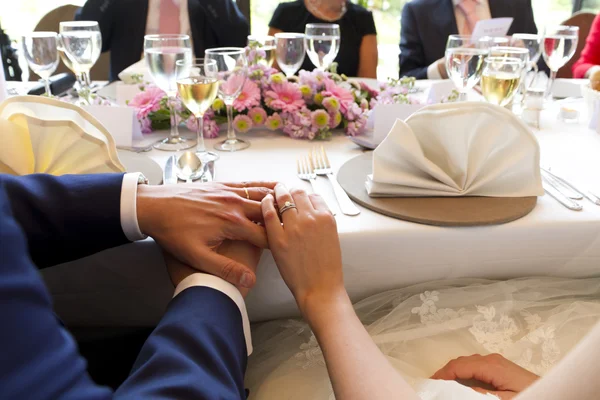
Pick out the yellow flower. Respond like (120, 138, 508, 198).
(300, 85, 312, 97)
(314, 93, 324, 105)
(212, 98, 225, 111)
(270, 73, 286, 84)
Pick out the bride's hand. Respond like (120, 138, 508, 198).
(431, 354, 540, 399)
(261, 184, 346, 317)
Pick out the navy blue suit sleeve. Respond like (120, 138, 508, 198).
(399, 4, 429, 79)
(76, 0, 115, 53)
(1, 173, 128, 268)
(116, 287, 248, 399)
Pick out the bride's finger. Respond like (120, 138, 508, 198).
(308, 193, 331, 214)
(274, 184, 298, 224)
(262, 194, 284, 239)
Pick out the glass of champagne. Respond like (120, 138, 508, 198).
(22, 32, 59, 96)
(542, 26, 579, 101)
(275, 33, 306, 77)
(247, 35, 276, 67)
(176, 58, 220, 170)
(445, 35, 488, 101)
(205, 47, 249, 152)
(144, 34, 193, 151)
(59, 21, 102, 103)
(305, 23, 340, 71)
(481, 57, 524, 107)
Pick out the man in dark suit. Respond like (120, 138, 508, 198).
(400, 0, 539, 79)
(76, 0, 250, 81)
(0, 172, 274, 398)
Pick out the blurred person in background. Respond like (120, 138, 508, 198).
(573, 14, 600, 79)
(76, 0, 249, 81)
(400, 0, 538, 79)
(268, 0, 378, 78)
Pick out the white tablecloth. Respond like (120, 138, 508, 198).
(41, 90, 600, 327)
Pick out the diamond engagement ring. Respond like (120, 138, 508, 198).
(279, 201, 297, 215)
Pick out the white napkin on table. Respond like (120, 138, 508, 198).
(118, 59, 153, 84)
(366, 102, 544, 197)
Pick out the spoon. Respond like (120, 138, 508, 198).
(176, 151, 204, 183)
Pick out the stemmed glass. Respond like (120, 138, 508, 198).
(22, 32, 59, 96)
(489, 46, 530, 105)
(305, 23, 340, 71)
(445, 35, 488, 101)
(542, 26, 579, 100)
(59, 21, 102, 103)
(481, 57, 524, 107)
(144, 34, 193, 151)
(275, 33, 306, 77)
(247, 35, 276, 67)
(205, 47, 249, 152)
(176, 58, 220, 172)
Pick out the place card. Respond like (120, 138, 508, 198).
(372, 103, 424, 144)
(426, 80, 456, 103)
(83, 105, 143, 146)
(116, 82, 144, 107)
(471, 18, 514, 41)
(589, 99, 600, 134)
(0, 57, 7, 103)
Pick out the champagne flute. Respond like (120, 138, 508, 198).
(176, 58, 220, 171)
(542, 26, 579, 101)
(481, 57, 524, 107)
(247, 35, 276, 67)
(22, 32, 59, 96)
(305, 23, 340, 71)
(445, 35, 488, 101)
(205, 47, 249, 152)
(59, 21, 102, 103)
(275, 33, 306, 77)
(144, 34, 193, 151)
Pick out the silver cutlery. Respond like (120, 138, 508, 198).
(540, 170, 582, 200)
(542, 168, 600, 205)
(164, 155, 177, 185)
(311, 146, 360, 216)
(176, 152, 204, 183)
(117, 144, 154, 153)
(542, 177, 583, 211)
(297, 156, 337, 216)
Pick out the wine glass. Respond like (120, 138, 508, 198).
(247, 35, 276, 67)
(510, 34, 542, 93)
(481, 57, 524, 107)
(144, 34, 193, 151)
(542, 26, 579, 100)
(305, 23, 340, 71)
(59, 21, 102, 103)
(22, 32, 59, 96)
(275, 33, 306, 77)
(445, 35, 488, 101)
(489, 46, 530, 105)
(205, 47, 249, 152)
(176, 58, 220, 172)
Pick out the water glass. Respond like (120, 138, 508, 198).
(22, 32, 59, 96)
(144, 34, 193, 151)
(543, 26, 579, 101)
(481, 57, 524, 107)
(247, 35, 276, 67)
(445, 35, 488, 101)
(205, 47, 249, 152)
(275, 33, 306, 77)
(305, 23, 340, 71)
(59, 21, 102, 103)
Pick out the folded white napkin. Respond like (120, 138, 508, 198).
(0, 96, 125, 176)
(118, 59, 153, 84)
(366, 102, 544, 197)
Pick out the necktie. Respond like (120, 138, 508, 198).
(159, 0, 181, 35)
(456, 0, 479, 36)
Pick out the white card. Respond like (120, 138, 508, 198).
(471, 18, 514, 41)
(426, 80, 456, 104)
(83, 105, 143, 146)
(373, 103, 424, 144)
(116, 83, 144, 107)
(589, 99, 600, 133)
(0, 57, 6, 103)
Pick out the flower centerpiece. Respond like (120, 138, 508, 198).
(128, 47, 420, 140)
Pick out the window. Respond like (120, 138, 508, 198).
(532, 0, 576, 28)
(581, 0, 600, 12)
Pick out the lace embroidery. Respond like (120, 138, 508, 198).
(515, 311, 560, 375)
(469, 306, 519, 353)
(294, 334, 326, 370)
(411, 291, 467, 325)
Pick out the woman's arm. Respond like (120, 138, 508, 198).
(358, 34, 378, 78)
(573, 15, 600, 79)
(261, 185, 419, 400)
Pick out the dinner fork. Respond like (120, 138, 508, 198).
(311, 146, 360, 216)
(297, 156, 337, 215)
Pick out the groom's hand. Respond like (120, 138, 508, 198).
(137, 181, 276, 288)
(431, 353, 539, 399)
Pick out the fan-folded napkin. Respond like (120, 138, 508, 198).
(366, 102, 544, 197)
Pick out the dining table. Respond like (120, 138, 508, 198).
(32, 79, 600, 328)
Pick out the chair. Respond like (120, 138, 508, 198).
(32, 4, 110, 81)
(557, 12, 597, 79)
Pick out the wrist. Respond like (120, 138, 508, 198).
(136, 184, 164, 237)
(299, 287, 352, 330)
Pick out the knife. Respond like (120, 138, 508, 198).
(542, 177, 583, 211)
(163, 156, 178, 185)
(542, 168, 600, 206)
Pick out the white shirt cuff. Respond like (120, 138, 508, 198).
(427, 61, 443, 80)
(120, 173, 147, 242)
(174, 273, 253, 355)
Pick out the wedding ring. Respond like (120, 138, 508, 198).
(279, 201, 297, 215)
(244, 187, 250, 200)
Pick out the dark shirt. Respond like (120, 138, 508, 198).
(269, 0, 376, 77)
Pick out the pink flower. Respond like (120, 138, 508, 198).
(322, 79, 355, 112)
(185, 113, 220, 138)
(139, 117, 153, 134)
(265, 113, 282, 131)
(311, 109, 330, 129)
(248, 107, 267, 125)
(329, 111, 342, 129)
(282, 108, 317, 139)
(264, 82, 305, 113)
(232, 79, 261, 112)
(233, 115, 253, 133)
(346, 115, 367, 137)
(129, 87, 165, 119)
(322, 96, 341, 113)
(359, 81, 380, 98)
